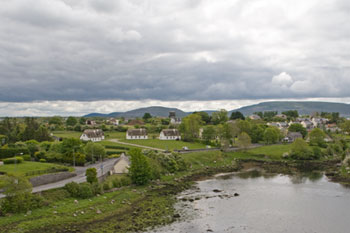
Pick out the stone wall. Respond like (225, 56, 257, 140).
(29, 172, 76, 187)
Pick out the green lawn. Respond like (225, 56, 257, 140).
(247, 144, 293, 160)
(104, 131, 125, 139)
(119, 139, 207, 150)
(52, 131, 82, 139)
(0, 161, 73, 177)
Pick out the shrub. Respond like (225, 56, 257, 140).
(3, 156, 24, 164)
(64, 182, 80, 197)
(0, 148, 29, 159)
(103, 182, 110, 191)
(22, 154, 31, 161)
(91, 182, 103, 195)
(86, 168, 97, 184)
(78, 183, 94, 199)
(120, 176, 132, 186)
(39, 159, 46, 163)
(129, 149, 151, 185)
(34, 151, 46, 161)
(112, 179, 122, 188)
(290, 138, 314, 160)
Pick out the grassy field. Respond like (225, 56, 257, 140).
(0, 161, 73, 177)
(119, 139, 207, 150)
(247, 144, 293, 160)
(52, 131, 82, 139)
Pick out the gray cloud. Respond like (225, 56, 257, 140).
(0, 0, 349, 103)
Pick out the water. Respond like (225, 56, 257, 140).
(148, 171, 350, 233)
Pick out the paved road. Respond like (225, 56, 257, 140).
(0, 158, 119, 198)
(109, 139, 166, 152)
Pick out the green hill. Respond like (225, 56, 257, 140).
(232, 101, 350, 116)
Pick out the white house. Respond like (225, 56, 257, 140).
(80, 129, 105, 142)
(126, 128, 148, 139)
(109, 154, 130, 174)
(107, 118, 120, 126)
(159, 129, 181, 140)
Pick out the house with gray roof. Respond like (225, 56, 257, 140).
(80, 129, 105, 142)
(159, 129, 181, 140)
(126, 128, 148, 139)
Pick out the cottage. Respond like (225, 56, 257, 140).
(109, 154, 130, 174)
(249, 114, 261, 120)
(86, 120, 96, 126)
(159, 129, 181, 140)
(126, 128, 148, 139)
(80, 129, 104, 142)
(283, 132, 303, 143)
(107, 118, 119, 126)
(169, 111, 182, 124)
(301, 120, 314, 130)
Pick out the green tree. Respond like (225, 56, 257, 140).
(211, 109, 228, 125)
(66, 116, 78, 126)
(230, 111, 245, 120)
(129, 149, 151, 185)
(84, 142, 106, 162)
(237, 132, 251, 150)
(263, 127, 280, 144)
(250, 124, 265, 143)
(49, 116, 63, 125)
(341, 120, 350, 134)
(282, 110, 299, 119)
(25, 140, 40, 156)
(309, 128, 326, 147)
(290, 138, 313, 160)
(142, 113, 152, 122)
(202, 125, 216, 143)
(34, 125, 52, 142)
(236, 119, 251, 135)
(194, 111, 211, 124)
(86, 168, 98, 184)
(288, 123, 307, 138)
(179, 114, 203, 141)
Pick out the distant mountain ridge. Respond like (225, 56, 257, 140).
(83, 101, 350, 118)
(231, 101, 350, 117)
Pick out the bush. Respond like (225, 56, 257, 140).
(91, 182, 103, 195)
(112, 179, 122, 188)
(3, 156, 24, 164)
(86, 168, 97, 184)
(78, 183, 94, 199)
(120, 176, 132, 186)
(0, 148, 29, 159)
(103, 182, 110, 191)
(34, 151, 46, 161)
(105, 145, 130, 150)
(64, 182, 80, 197)
(39, 159, 46, 163)
(129, 149, 151, 185)
(22, 154, 31, 161)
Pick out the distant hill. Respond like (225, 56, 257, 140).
(231, 101, 350, 116)
(83, 106, 187, 118)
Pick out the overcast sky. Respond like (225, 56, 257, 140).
(0, 0, 349, 116)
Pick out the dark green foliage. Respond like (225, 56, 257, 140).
(282, 110, 299, 119)
(142, 113, 152, 122)
(105, 145, 130, 150)
(129, 149, 151, 185)
(64, 182, 80, 197)
(194, 111, 211, 124)
(25, 140, 40, 156)
(288, 123, 307, 138)
(309, 128, 326, 147)
(34, 151, 46, 161)
(250, 124, 265, 143)
(39, 159, 46, 163)
(66, 116, 78, 126)
(3, 156, 24, 164)
(22, 154, 31, 161)
(0, 148, 29, 159)
(263, 127, 280, 144)
(230, 111, 245, 120)
(103, 182, 110, 191)
(290, 138, 315, 160)
(211, 109, 228, 125)
(64, 182, 95, 199)
(86, 168, 97, 184)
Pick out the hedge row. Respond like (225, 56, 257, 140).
(3, 156, 24, 164)
(104, 145, 130, 150)
(106, 151, 125, 155)
(25, 167, 69, 176)
(0, 148, 30, 159)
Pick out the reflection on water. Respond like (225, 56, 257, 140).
(148, 171, 350, 233)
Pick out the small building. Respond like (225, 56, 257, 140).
(126, 128, 148, 139)
(109, 154, 130, 174)
(86, 120, 97, 126)
(80, 129, 105, 142)
(249, 114, 261, 120)
(159, 129, 181, 140)
(283, 132, 303, 143)
(107, 118, 119, 126)
(169, 111, 182, 125)
(127, 119, 144, 126)
(301, 120, 314, 130)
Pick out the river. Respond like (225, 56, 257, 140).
(148, 171, 350, 233)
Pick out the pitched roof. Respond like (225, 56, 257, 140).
(161, 129, 180, 136)
(83, 129, 104, 138)
(127, 128, 147, 136)
(287, 132, 303, 139)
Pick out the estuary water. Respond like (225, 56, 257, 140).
(149, 171, 350, 233)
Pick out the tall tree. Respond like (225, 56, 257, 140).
(142, 113, 152, 122)
(211, 109, 228, 125)
(179, 114, 203, 141)
(309, 128, 326, 147)
(237, 132, 251, 150)
(129, 149, 151, 185)
(66, 116, 78, 126)
(230, 111, 245, 120)
(288, 123, 307, 138)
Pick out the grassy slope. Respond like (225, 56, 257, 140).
(52, 131, 81, 139)
(119, 139, 206, 150)
(0, 161, 72, 177)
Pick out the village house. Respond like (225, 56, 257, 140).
(311, 117, 328, 128)
(249, 114, 261, 120)
(169, 111, 182, 125)
(86, 120, 97, 126)
(301, 120, 314, 130)
(159, 129, 181, 140)
(325, 123, 341, 133)
(275, 114, 287, 120)
(109, 154, 130, 174)
(283, 132, 303, 143)
(80, 129, 105, 142)
(126, 128, 148, 139)
(107, 118, 119, 126)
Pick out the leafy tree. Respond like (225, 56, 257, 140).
(202, 125, 216, 143)
(230, 111, 245, 120)
(282, 110, 299, 119)
(49, 116, 63, 125)
(341, 120, 350, 134)
(290, 138, 314, 160)
(179, 114, 203, 141)
(79, 117, 86, 125)
(0, 118, 21, 143)
(21, 118, 39, 141)
(86, 168, 98, 184)
(237, 132, 251, 150)
(309, 128, 326, 147)
(142, 113, 152, 122)
(66, 116, 78, 126)
(288, 123, 307, 138)
(211, 109, 228, 125)
(194, 111, 211, 124)
(263, 127, 280, 144)
(34, 125, 52, 142)
(236, 119, 251, 135)
(129, 149, 151, 185)
(250, 124, 265, 143)
(25, 140, 40, 156)
(61, 138, 82, 154)
(84, 142, 106, 162)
